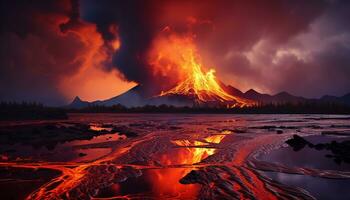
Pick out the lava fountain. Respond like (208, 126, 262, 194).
(149, 32, 255, 107)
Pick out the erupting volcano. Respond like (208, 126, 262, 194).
(159, 61, 253, 107)
(151, 33, 255, 108)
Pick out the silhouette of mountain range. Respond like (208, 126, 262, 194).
(68, 96, 90, 108)
(68, 84, 350, 108)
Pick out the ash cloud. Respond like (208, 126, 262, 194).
(218, 0, 350, 98)
(81, 0, 350, 98)
(1, 0, 350, 105)
(0, 0, 119, 105)
(193, 0, 350, 98)
(80, 0, 159, 95)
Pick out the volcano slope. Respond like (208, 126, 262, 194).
(0, 114, 350, 199)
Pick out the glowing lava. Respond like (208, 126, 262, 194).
(171, 134, 226, 164)
(151, 33, 255, 107)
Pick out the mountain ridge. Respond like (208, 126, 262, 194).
(68, 85, 350, 108)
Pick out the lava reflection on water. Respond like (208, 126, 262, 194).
(170, 134, 226, 164)
(89, 124, 112, 132)
(3, 114, 349, 199)
(96, 168, 200, 199)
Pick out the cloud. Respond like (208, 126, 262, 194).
(0, 0, 134, 105)
(219, 0, 350, 97)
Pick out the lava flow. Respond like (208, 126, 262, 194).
(151, 33, 255, 107)
(2, 115, 349, 199)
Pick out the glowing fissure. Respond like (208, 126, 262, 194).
(153, 34, 254, 107)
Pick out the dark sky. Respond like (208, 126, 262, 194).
(1, 0, 350, 105)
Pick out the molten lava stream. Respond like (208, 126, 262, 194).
(26, 134, 156, 200)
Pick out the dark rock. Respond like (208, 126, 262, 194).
(285, 135, 311, 151)
(253, 126, 276, 130)
(321, 131, 350, 136)
(232, 128, 247, 133)
(112, 126, 138, 137)
(45, 124, 57, 130)
(308, 125, 323, 129)
(314, 143, 325, 150)
(289, 136, 350, 165)
(180, 170, 211, 185)
(169, 126, 182, 130)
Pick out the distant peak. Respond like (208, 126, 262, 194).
(321, 95, 334, 98)
(68, 96, 90, 108)
(275, 91, 291, 97)
(73, 96, 82, 102)
(71, 96, 88, 104)
(245, 89, 259, 94)
(342, 93, 350, 98)
(226, 85, 241, 91)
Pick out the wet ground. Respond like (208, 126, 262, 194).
(0, 114, 349, 199)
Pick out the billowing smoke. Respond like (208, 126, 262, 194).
(0, 0, 133, 105)
(80, 1, 158, 95)
(81, 0, 350, 98)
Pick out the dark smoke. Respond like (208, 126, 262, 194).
(80, 0, 350, 98)
(0, 0, 109, 105)
(81, 0, 160, 95)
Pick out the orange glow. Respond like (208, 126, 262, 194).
(171, 134, 226, 164)
(149, 33, 255, 107)
(60, 67, 136, 102)
(57, 20, 136, 101)
(112, 39, 121, 50)
(204, 134, 226, 144)
(109, 24, 121, 50)
(148, 168, 199, 198)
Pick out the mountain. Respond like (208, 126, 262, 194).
(68, 85, 194, 108)
(243, 89, 272, 102)
(96, 85, 146, 107)
(98, 85, 194, 107)
(268, 91, 306, 104)
(321, 93, 350, 105)
(342, 93, 350, 103)
(238, 89, 307, 104)
(67, 96, 90, 108)
(156, 76, 254, 107)
(67, 85, 350, 108)
(221, 84, 244, 97)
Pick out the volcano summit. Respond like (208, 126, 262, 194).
(143, 33, 254, 107)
